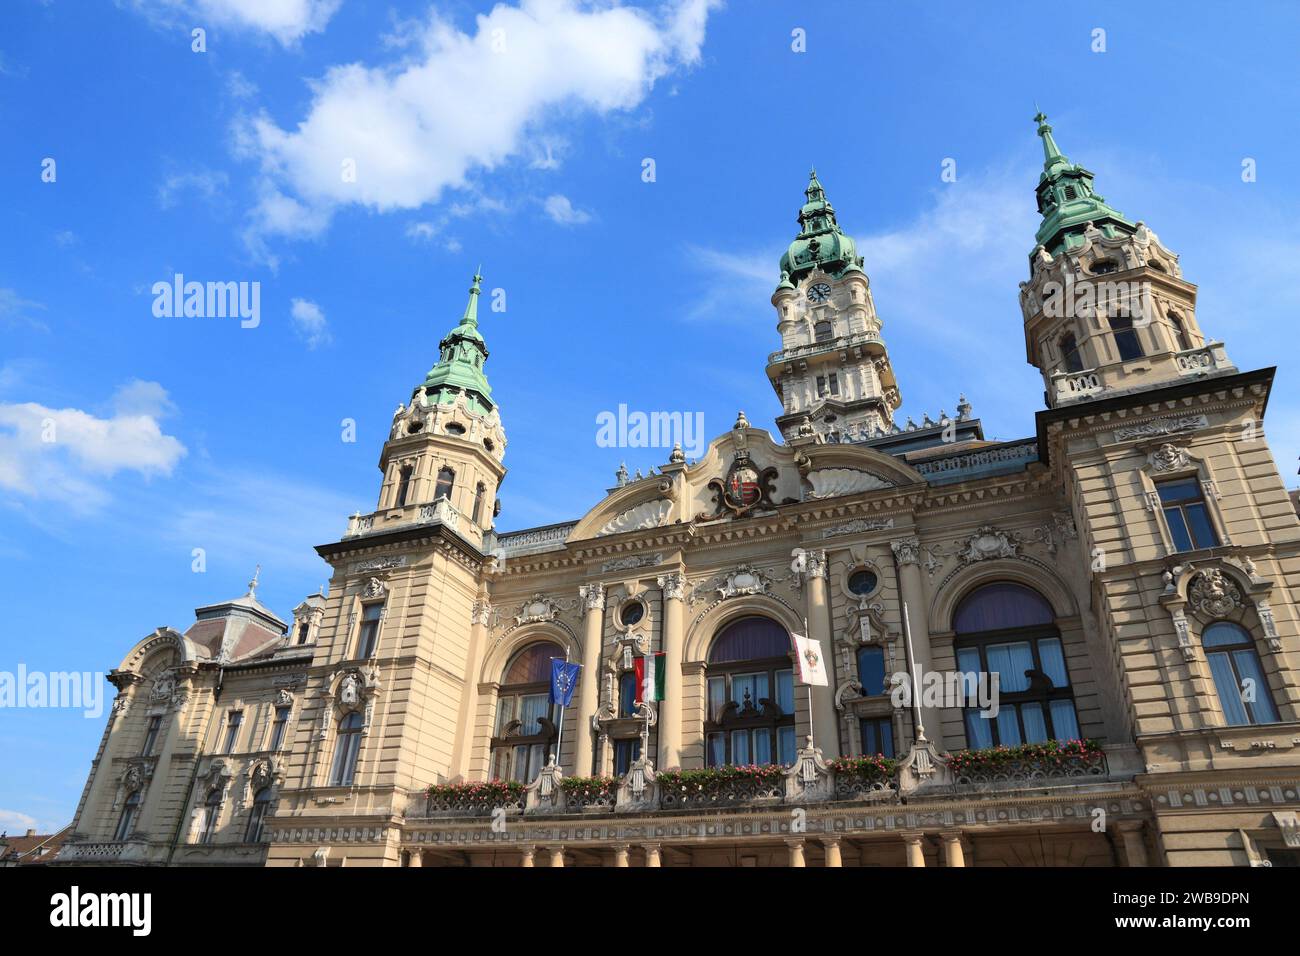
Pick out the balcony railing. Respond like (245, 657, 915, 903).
(1174, 341, 1234, 377)
(344, 497, 481, 549)
(1050, 367, 1104, 405)
(410, 742, 1110, 820)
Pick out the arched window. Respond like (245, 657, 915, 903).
(1059, 332, 1084, 373)
(704, 617, 795, 767)
(331, 712, 363, 787)
(244, 787, 272, 843)
(434, 467, 455, 501)
(395, 464, 413, 508)
(953, 582, 1080, 749)
(199, 789, 222, 844)
(472, 482, 486, 524)
(490, 642, 561, 782)
(814, 320, 833, 343)
(1203, 622, 1279, 726)
(1169, 312, 1192, 352)
(114, 791, 140, 842)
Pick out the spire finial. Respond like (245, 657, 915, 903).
(461, 268, 482, 326)
(247, 564, 261, 599)
(1033, 108, 1067, 172)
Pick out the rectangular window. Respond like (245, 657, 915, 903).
(707, 677, 727, 722)
(1157, 478, 1219, 551)
(222, 711, 243, 754)
(614, 738, 641, 776)
(356, 602, 383, 658)
(141, 715, 162, 755)
(269, 706, 291, 750)
(706, 732, 726, 768)
(777, 726, 796, 764)
(816, 375, 827, 396)
(618, 672, 638, 718)
(395, 465, 413, 508)
(859, 716, 894, 758)
(296, 622, 311, 645)
(828, 373, 840, 395)
(1109, 314, 1143, 361)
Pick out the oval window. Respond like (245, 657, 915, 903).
(847, 569, 878, 595)
(620, 602, 645, 627)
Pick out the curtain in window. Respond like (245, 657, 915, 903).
(517, 693, 549, 735)
(994, 707, 1022, 745)
(503, 642, 560, 683)
(708, 677, 726, 722)
(986, 641, 1033, 693)
(775, 670, 794, 713)
(709, 617, 790, 663)
(1038, 638, 1069, 687)
(731, 673, 769, 710)
(707, 733, 725, 767)
(1050, 699, 1081, 740)
(1230, 649, 1279, 724)
(752, 730, 772, 765)
(1206, 653, 1250, 725)
(953, 583, 1054, 633)
(857, 647, 886, 696)
(964, 711, 995, 749)
(1020, 702, 1048, 743)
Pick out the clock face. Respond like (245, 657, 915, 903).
(807, 282, 831, 303)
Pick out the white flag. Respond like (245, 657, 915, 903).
(792, 634, 829, 686)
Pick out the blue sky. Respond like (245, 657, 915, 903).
(2, 0, 1298, 831)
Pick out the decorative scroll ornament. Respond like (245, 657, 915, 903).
(1188, 569, 1242, 618)
(957, 526, 1019, 563)
(692, 565, 775, 604)
(1149, 443, 1192, 472)
(1114, 415, 1208, 442)
(805, 468, 893, 499)
(822, 517, 895, 538)
(513, 593, 572, 626)
(471, 600, 494, 627)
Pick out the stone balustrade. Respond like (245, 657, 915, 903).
(1051, 367, 1104, 405)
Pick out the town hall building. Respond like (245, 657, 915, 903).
(57, 114, 1300, 867)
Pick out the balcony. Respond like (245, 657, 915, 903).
(1050, 367, 1104, 405)
(343, 497, 481, 549)
(1174, 341, 1235, 377)
(410, 741, 1110, 821)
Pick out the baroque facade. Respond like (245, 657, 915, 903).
(59, 115, 1300, 868)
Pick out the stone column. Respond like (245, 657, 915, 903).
(519, 846, 535, 867)
(902, 832, 926, 867)
(822, 838, 843, 868)
(1118, 822, 1149, 867)
(786, 838, 806, 868)
(941, 831, 965, 867)
(657, 573, 687, 769)
(891, 538, 944, 748)
(548, 846, 565, 868)
(804, 550, 841, 757)
(577, 584, 606, 776)
(643, 843, 662, 867)
(408, 849, 423, 868)
(612, 844, 629, 868)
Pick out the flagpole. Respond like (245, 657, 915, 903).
(901, 603, 926, 740)
(802, 617, 815, 754)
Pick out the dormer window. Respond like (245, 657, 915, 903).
(1062, 185, 1078, 201)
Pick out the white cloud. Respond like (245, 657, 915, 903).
(290, 298, 332, 349)
(0, 382, 186, 510)
(243, 0, 718, 252)
(158, 168, 230, 209)
(543, 193, 591, 226)
(0, 288, 48, 331)
(128, 0, 340, 45)
(0, 808, 39, 833)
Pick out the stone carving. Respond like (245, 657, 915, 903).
(822, 517, 895, 538)
(890, 536, 921, 566)
(513, 593, 571, 626)
(1150, 443, 1192, 472)
(362, 577, 387, 599)
(339, 672, 363, 709)
(471, 600, 494, 627)
(598, 499, 671, 536)
(579, 583, 606, 612)
(805, 468, 893, 499)
(1171, 607, 1197, 662)
(1255, 600, 1282, 652)
(601, 553, 663, 573)
(1189, 569, 1242, 618)
(1114, 415, 1209, 442)
(657, 572, 687, 603)
(122, 765, 147, 793)
(250, 759, 273, 793)
(349, 555, 407, 573)
(693, 565, 775, 604)
(1273, 811, 1300, 849)
(957, 526, 1019, 563)
(275, 688, 293, 708)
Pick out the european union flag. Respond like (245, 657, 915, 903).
(549, 659, 581, 707)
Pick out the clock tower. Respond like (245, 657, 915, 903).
(766, 170, 902, 444)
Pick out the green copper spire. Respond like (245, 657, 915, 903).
(1031, 110, 1136, 254)
(777, 169, 864, 290)
(419, 269, 495, 414)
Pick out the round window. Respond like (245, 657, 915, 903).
(847, 569, 878, 596)
(620, 602, 645, 627)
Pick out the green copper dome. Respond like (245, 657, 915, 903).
(419, 269, 495, 415)
(778, 169, 864, 289)
(1031, 111, 1136, 255)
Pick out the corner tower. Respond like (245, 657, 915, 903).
(1019, 112, 1236, 408)
(379, 270, 507, 533)
(766, 171, 902, 443)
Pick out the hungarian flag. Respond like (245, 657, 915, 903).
(634, 652, 666, 703)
